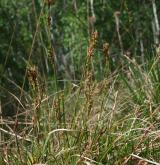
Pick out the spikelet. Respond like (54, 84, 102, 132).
(87, 30, 98, 57)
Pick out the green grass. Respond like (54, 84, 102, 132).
(1, 53, 160, 165)
(1, 1, 160, 164)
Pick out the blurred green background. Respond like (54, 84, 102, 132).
(0, 0, 159, 115)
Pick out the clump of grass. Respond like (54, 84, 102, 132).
(1, 3, 160, 165)
(1, 39, 160, 165)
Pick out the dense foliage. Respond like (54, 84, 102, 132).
(1, 0, 159, 82)
(1, 0, 160, 164)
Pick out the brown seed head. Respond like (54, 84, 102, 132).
(103, 42, 109, 58)
(87, 30, 98, 57)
